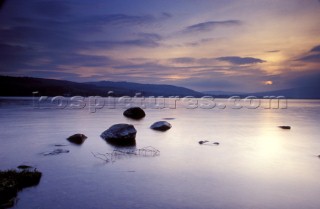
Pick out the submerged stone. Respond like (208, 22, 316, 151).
(42, 149, 70, 156)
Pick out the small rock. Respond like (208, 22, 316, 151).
(123, 107, 146, 120)
(199, 140, 209, 145)
(101, 124, 137, 146)
(54, 144, 68, 147)
(213, 142, 220, 145)
(67, 133, 87, 145)
(162, 118, 175, 120)
(279, 126, 291, 130)
(318, 155, 320, 158)
(150, 121, 172, 131)
(42, 149, 70, 156)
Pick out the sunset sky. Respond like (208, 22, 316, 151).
(0, 0, 319, 92)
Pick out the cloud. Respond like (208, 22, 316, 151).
(20, 70, 82, 81)
(76, 13, 171, 28)
(266, 50, 280, 53)
(185, 38, 215, 47)
(92, 37, 161, 49)
(184, 20, 241, 33)
(168, 56, 268, 67)
(299, 54, 320, 63)
(310, 45, 320, 52)
(0, 43, 37, 70)
(298, 44, 320, 63)
(33, 1, 70, 17)
(176, 78, 239, 90)
(0, 0, 6, 10)
(55, 53, 117, 67)
(216, 56, 266, 65)
(170, 57, 196, 64)
(138, 33, 162, 41)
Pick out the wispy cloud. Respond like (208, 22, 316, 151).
(216, 56, 266, 65)
(310, 45, 320, 52)
(185, 38, 215, 47)
(299, 54, 320, 63)
(75, 13, 171, 27)
(169, 56, 267, 66)
(91, 34, 162, 49)
(170, 57, 196, 64)
(183, 20, 241, 33)
(266, 50, 280, 53)
(298, 44, 320, 63)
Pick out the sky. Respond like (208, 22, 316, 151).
(0, 0, 319, 92)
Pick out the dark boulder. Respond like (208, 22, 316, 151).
(67, 133, 87, 145)
(101, 124, 137, 146)
(150, 121, 172, 131)
(0, 169, 42, 208)
(123, 107, 146, 120)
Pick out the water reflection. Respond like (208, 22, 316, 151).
(255, 111, 285, 161)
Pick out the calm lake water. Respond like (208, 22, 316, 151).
(1, 97, 320, 209)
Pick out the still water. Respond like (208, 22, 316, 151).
(0, 97, 320, 209)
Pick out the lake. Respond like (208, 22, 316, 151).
(1, 97, 320, 209)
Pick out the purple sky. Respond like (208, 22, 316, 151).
(0, 0, 320, 92)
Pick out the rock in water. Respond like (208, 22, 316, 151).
(150, 121, 172, 131)
(279, 126, 291, 130)
(199, 140, 208, 145)
(101, 124, 137, 146)
(123, 107, 146, 120)
(67, 133, 87, 145)
(0, 169, 42, 208)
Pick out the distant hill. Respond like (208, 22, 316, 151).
(203, 86, 320, 99)
(0, 75, 120, 96)
(86, 81, 204, 97)
(251, 86, 320, 99)
(1, 75, 318, 98)
(0, 75, 203, 97)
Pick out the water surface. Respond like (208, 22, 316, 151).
(0, 97, 320, 209)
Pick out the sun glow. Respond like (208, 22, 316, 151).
(162, 75, 189, 80)
(264, 80, 273, 85)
